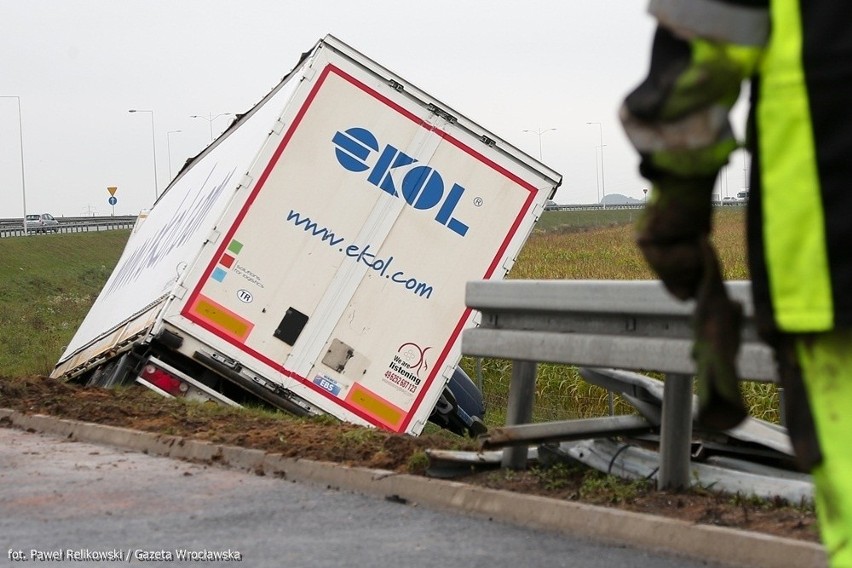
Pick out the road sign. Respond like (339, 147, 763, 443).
(107, 186, 118, 196)
(108, 196, 118, 206)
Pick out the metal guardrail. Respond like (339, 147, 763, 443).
(0, 216, 137, 238)
(544, 202, 745, 212)
(545, 204, 645, 211)
(461, 279, 779, 490)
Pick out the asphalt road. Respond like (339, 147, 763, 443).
(0, 428, 729, 568)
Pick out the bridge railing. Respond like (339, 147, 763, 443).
(0, 216, 137, 238)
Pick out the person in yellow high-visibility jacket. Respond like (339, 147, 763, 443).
(621, 1, 852, 564)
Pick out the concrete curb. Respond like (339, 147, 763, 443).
(0, 409, 826, 568)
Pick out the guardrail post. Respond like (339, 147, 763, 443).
(501, 360, 537, 470)
(657, 373, 693, 489)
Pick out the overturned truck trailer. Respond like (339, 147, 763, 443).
(51, 35, 561, 436)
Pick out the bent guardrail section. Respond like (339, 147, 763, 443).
(462, 279, 781, 490)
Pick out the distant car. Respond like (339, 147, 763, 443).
(26, 213, 60, 233)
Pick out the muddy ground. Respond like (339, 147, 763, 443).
(0, 375, 818, 544)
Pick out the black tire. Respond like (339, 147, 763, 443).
(84, 352, 139, 388)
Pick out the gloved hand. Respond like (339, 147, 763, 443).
(636, 174, 716, 300)
(636, 176, 747, 431)
(692, 238, 748, 431)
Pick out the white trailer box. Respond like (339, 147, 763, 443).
(52, 36, 561, 435)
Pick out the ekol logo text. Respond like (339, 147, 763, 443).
(332, 127, 469, 237)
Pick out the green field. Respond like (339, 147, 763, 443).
(465, 207, 778, 425)
(0, 231, 130, 376)
(532, 207, 646, 233)
(0, 207, 777, 425)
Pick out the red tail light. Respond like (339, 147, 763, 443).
(139, 364, 188, 396)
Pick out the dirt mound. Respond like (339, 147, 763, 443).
(0, 375, 818, 543)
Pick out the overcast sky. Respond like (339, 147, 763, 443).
(0, 1, 751, 218)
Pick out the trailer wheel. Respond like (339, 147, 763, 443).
(84, 352, 139, 388)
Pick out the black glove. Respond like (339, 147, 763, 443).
(637, 176, 747, 431)
(692, 238, 748, 431)
(636, 174, 716, 300)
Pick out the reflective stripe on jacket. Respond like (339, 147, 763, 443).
(622, 0, 852, 334)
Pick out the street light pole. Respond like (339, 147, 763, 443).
(587, 122, 606, 208)
(190, 112, 235, 141)
(522, 127, 556, 161)
(129, 109, 159, 201)
(592, 146, 600, 205)
(1, 95, 28, 235)
(167, 130, 182, 181)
